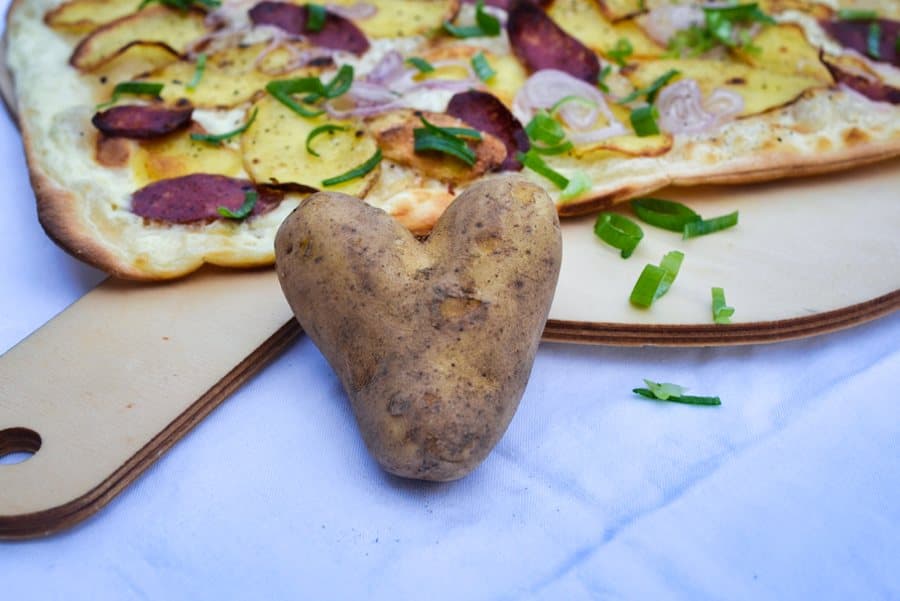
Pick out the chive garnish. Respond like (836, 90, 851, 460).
(471, 52, 496, 82)
(321, 148, 382, 187)
(191, 108, 258, 144)
(629, 250, 683, 307)
(516, 150, 569, 189)
(682, 211, 739, 238)
(867, 22, 882, 59)
(711, 286, 735, 324)
(666, 3, 774, 57)
(560, 170, 592, 201)
(217, 190, 258, 220)
(406, 57, 435, 73)
(413, 116, 482, 165)
(634, 380, 722, 405)
(186, 52, 206, 92)
(96, 81, 164, 109)
(305, 123, 347, 157)
(306, 3, 327, 32)
(266, 65, 354, 117)
(630, 105, 660, 136)
(550, 95, 598, 116)
(594, 212, 643, 258)
(837, 8, 878, 21)
(619, 69, 679, 104)
(525, 110, 566, 146)
(607, 37, 633, 67)
(443, 0, 500, 38)
(631, 197, 701, 232)
(532, 141, 574, 155)
(597, 65, 612, 94)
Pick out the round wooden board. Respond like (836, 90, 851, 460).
(0, 36, 897, 346)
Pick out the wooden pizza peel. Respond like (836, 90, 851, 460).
(1, 36, 898, 538)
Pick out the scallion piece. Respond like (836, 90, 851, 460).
(657, 250, 683, 297)
(96, 81, 163, 109)
(682, 210, 739, 238)
(186, 52, 206, 92)
(631, 197, 701, 232)
(532, 141, 574, 155)
(413, 115, 482, 165)
(322, 64, 354, 99)
(266, 78, 327, 117)
(525, 110, 566, 146)
(306, 3, 327, 32)
(633, 380, 722, 405)
(867, 22, 882, 59)
(191, 108, 258, 144)
(471, 52, 496, 81)
(837, 8, 878, 21)
(443, 0, 500, 38)
(619, 69, 679, 104)
(593, 212, 643, 258)
(550, 94, 598, 116)
(630, 104, 660, 136)
(607, 37, 633, 67)
(629, 250, 683, 307)
(321, 148, 382, 187)
(516, 150, 569, 189)
(560, 170, 592, 202)
(406, 57, 435, 73)
(597, 65, 612, 94)
(305, 123, 347, 157)
(218, 190, 258, 220)
(711, 286, 735, 324)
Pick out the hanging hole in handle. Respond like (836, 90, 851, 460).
(0, 427, 42, 465)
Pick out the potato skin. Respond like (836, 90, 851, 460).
(275, 176, 561, 481)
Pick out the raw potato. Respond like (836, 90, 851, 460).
(275, 176, 562, 481)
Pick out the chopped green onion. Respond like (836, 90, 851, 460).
(867, 22, 882, 59)
(682, 211, 739, 238)
(704, 3, 775, 49)
(406, 57, 435, 73)
(322, 64, 354, 99)
(306, 3, 327, 32)
(633, 380, 722, 405)
(266, 66, 353, 117)
(218, 190, 258, 220)
(321, 148, 382, 187)
(630, 104, 660, 136)
(597, 65, 612, 94)
(186, 52, 206, 92)
(593, 212, 643, 258)
(629, 250, 683, 307)
(96, 81, 164, 109)
(631, 197, 701, 232)
(525, 110, 566, 146)
(560, 170, 592, 201)
(532, 141, 574, 155)
(711, 286, 735, 324)
(516, 150, 569, 189)
(619, 69, 679, 104)
(443, 0, 500, 38)
(550, 94, 598, 116)
(305, 123, 347, 157)
(413, 116, 482, 166)
(471, 52, 496, 81)
(837, 8, 878, 21)
(191, 108, 258, 144)
(607, 37, 633, 67)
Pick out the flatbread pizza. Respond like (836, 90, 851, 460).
(5, 0, 899, 279)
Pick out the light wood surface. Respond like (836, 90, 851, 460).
(1, 33, 899, 538)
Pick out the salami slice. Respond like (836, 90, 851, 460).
(447, 90, 529, 171)
(249, 1, 370, 55)
(507, 1, 600, 82)
(820, 18, 900, 68)
(92, 105, 193, 139)
(131, 174, 283, 223)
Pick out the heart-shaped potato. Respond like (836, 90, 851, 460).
(275, 176, 562, 481)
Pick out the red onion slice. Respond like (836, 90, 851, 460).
(656, 79, 744, 135)
(639, 5, 705, 46)
(366, 50, 405, 85)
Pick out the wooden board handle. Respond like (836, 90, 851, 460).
(0, 268, 299, 538)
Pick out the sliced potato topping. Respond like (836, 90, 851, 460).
(70, 6, 208, 71)
(737, 24, 833, 84)
(366, 110, 507, 185)
(548, 0, 662, 58)
(570, 132, 674, 158)
(45, 0, 143, 34)
(143, 44, 320, 109)
(131, 125, 244, 186)
(416, 44, 527, 108)
(594, 0, 645, 22)
(627, 58, 826, 116)
(242, 96, 380, 197)
(326, 0, 460, 37)
(92, 42, 181, 98)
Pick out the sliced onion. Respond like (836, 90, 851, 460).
(639, 5, 705, 46)
(513, 69, 627, 142)
(326, 2, 377, 20)
(366, 50, 405, 85)
(656, 79, 744, 135)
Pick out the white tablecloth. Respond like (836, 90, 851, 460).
(1, 10, 899, 598)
